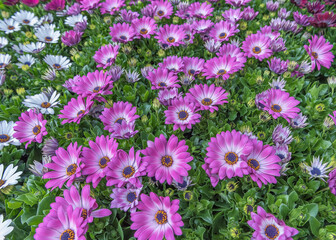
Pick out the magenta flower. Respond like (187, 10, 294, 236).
(242, 33, 273, 61)
(155, 24, 186, 48)
(131, 16, 157, 39)
(186, 84, 229, 112)
(63, 75, 81, 92)
(278, 8, 291, 19)
(80, 0, 100, 11)
(146, 67, 180, 89)
(119, 9, 139, 22)
(35, 206, 87, 240)
(188, 1, 213, 18)
(159, 56, 184, 73)
(222, 8, 243, 23)
(309, 12, 336, 28)
(142, 134, 193, 184)
(242, 6, 259, 20)
(274, 143, 291, 163)
(267, 57, 288, 74)
(109, 23, 135, 43)
(217, 43, 247, 65)
(100, 0, 125, 15)
(191, 19, 214, 34)
(248, 206, 299, 240)
(210, 21, 239, 42)
(100, 101, 139, 132)
(226, 0, 252, 7)
(203, 56, 242, 80)
(247, 140, 281, 188)
(110, 186, 142, 213)
(59, 96, 94, 124)
(158, 88, 182, 106)
(93, 44, 119, 69)
(329, 111, 336, 126)
(164, 97, 201, 131)
(266, 1, 279, 11)
(106, 147, 146, 188)
(183, 23, 195, 44)
(130, 192, 183, 239)
(202, 161, 220, 187)
(13, 110, 47, 148)
(293, 11, 311, 26)
(45, 0, 65, 11)
(259, 89, 300, 123)
(43, 142, 83, 190)
(205, 130, 253, 179)
(258, 26, 280, 41)
(152, 0, 173, 19)
(110, 121, 139, 139)
(182, 57, 205, 76)
(82, 135, 118, 188)
(272, 124, 293, 145)
(329, 169, 336, 196)
(307, 1, 325, 14)
(67, 3, 81, 15)
(304, 35, 334, 71)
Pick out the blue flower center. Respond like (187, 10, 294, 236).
(224, 152, 238, 165)
(66, 164, 77, 176)
(177, 179, 188, 188)
(45, 36, 53, 42)
(248, 159, 260, 170)
(0, 134, 10, 143)
(178, 110, 189, 120)
(310, 167, 321, 176)
(60, 229, 75, 240)
(23, 19, 30, 24)
(126, 192, 137, 203)
(122, 166, 135, 178)
(115, 118, 124, 124)
(155, 210, 167, 224)
(271, 104, 282, 113)
(201, 98, 213, 106)
(32, 125, 41, 135)
(99, 156, 109, 168)
(264, 224, 279, 239)
(161, 155, 173, 167)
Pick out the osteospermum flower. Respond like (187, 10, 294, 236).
(130, 192, 184, 239)
(209, 21, 239, 42)
(22, 42, 46, 54)
(110, 121, 139, 139)
(146, 67, 180, 89)
(155, 24, 186, 48)
(13, 110, 47, 148)
(110, 186, 142, 213)
(259, 89, 300, 123)
(289, 113, 308, 128)
(0, 164, 22, 190)
(222, 8, 243, 23)
(227, 0, 252, 7)
(242, 6, 259, 20)
(248, 206, 299, 240)
(267, 57, 288, 74)
(188, 1, 213, 18)
(186, 84, 229, 112)
(0, 215, 13, 239)
(0, 54, 11, 69)
(329, 169, 336, 196)
(205, 130, 253, 179)
(191, 19, 214, 34)
(23, 90, 60, 114)
(0, 37, 8, 48)
(272, 124, 293, 145)
(164, 97, 201, 131)
(152, 0, 173, 19)
(12, 10, 38, 26)
(43, 142, 83, 190)
(158, 88, 182, 106)
(217, 43, 247, 65)
(203, 56, 242, 80)
(16, 54, 36, 69)
(45, 0, 65, 11)
(82, 135, 118, 188)
(59, 96, 94, 124)
(44, 55, 71, 70)
(182, 57, 205, 76)
(80, 0, 100, 11)
(0, 121, 20, 150)
(304, 35, 334, 71)
(142, 134, 193, 184)
(64, 14, 87, 27)
(93, 44, 119, 69)
(35, 25, 60, 43)
(246, 140, 281, 188)
(61, 30, 83, 46)
(132, 16, 157, 39)
(100, 0, 126, 15)
(242, 33, 273, 61)
(0, 18, 21, 34)
(159, 56, 184, 73)
(309, 12, 336, 28)
(304, 156, 331, 181)
(109, 23, 135, 43)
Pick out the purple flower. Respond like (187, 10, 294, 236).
(187, 1, 213, 19)
(158, 88, 182, 106)
(293, 11, 312, 26)
(274, 143, 291, 163)
(270, 37, 287, 52)
(93, 44, 119, 69)
(119, 9, 139, 22)
(290, 113, 308, 128)
(272, 124, 293, 145)
(108, 65, 124, 82)
(58, 96, 94, 124)
(42, 137, 58, 156)
(242, 6, 259, 20)
(328, 169, 336, 196)
(146, 67, 180, 90)
(110, 186, 142, 213)
(278, 8, 291, 19)
(267, 57, 288, 74)
(61, 30, 83, 46)
(266, 1, 279, 11)
(242, 33, 273, 61)
(66, 3, 81, 15)
(307, 1, 325, 14)
(155, 24, 186, 48)
(74, 20, 87, 32)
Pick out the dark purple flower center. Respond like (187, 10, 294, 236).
(219, 32, 227, 39)
(53, 63, 61, 69)
(93, 86, 101, 93)
(178, 110, 189, 120)
(77, 110, 85, 117)
(126, 191, 137, 203)
(224, 152, 238, 165)
(155, 210, 168, 224)
(188, 69, 195, 75)
(99, 156, 110, 168)
(217, 69, 227, 75)
(81, 209, 88, 220)
(264, 224, 279, 239)
(115, 118, 125, 124)
(122, 165, 135, 178)
(7, 26, 14, 30)
(23, 19, 30, 24)
(45, 36, 53, 42)
(120, 35, 127, 40)
(310, 167, 321, 176)
(41, 102, 51, 108)
(177, 179, 188, 188)
(24, 61, 31, 66)
(0, 63, 4, 68)
(276, 153, 285, 160)
(60, 229, 75, 240)
(140, 28, 148, 34)
(253, 46, 261, 54)
(66, 164, 77, 176)
(184, 34, 191, 41)
(312, 51, 318, 59)
(248, 159, 260, 170)
(32, 125, 41, 135)
(184, 191, 192, 200)
(201, 98, 213, 106)
(246, 204, 253, 214)
(0, 134, 10, 143)
(271, 104, 282, 113)
(158, 82, 167, 87)
(161, 155, 173, 167)
(167, 37, 175, 43)
(106, 58, 112, 63)
(157, 10, 165, 16)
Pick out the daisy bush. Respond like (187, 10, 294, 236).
(1, 0, 336, 239)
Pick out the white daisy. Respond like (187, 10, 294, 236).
(0, 164, 22, 190)
(12, 43, 26, 54)
(0, 18, 21, 34)
(23, 90, 60, 114)
(42, 68, 57, 81)
(0, 121, 20, 150)
(0, 54, 11, 70)
(0, 215, 14, 240)
(304, 156, 331, 181)
(12, 10, 38, 26)
(17, 54, 36, 69)
(35, 25, 60, 43)
(0, 37, 8, 48)
(22, 42, 46, 54)
(44, 55, 71, 70)
(65, 14, 88, 27)
(37, 13, 54, 26)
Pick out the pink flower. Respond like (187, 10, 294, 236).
(93, 44, 119, 69)
(22, 0, 39, 7)
(203, 56, 242, 80)
(242, 32, 273, 61)
(109, 23, 135, 43)
(59, 96, 94, 124)
(45, 0, 65, 11)
(131, 16, 157, 39)
(209, 21, 239, 42)
(61, 30, 83, 46)
(146, 67, 180, 90)
(155, 24, 186, 48)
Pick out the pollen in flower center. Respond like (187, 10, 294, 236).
(53, 63, 61, 69)
(120, 35, 127, 40)
(201, 98, 213, 106)
(0, 179, 5, 188)
(23, 19, 30, 24)
(224, 152, 238, 165)
(155, 210, 168, 225)
(8, 26, 14, 30)
(178, 110, 189, 120)
(81, 209, 88, 220)
(253, 46, 261, 54)
(158, 82, 167, 87)
(248, 159, 260, 170)
(126, 192, 137, 203)
(217, 69, 227, 75)
(188, 69, 195, 75)
(310, 167, 321, 176)
(264, 224, 280, 239)
(185, 34, 191, 41)
(219, 32, 227, 39)
(99, 156, 110, 168)
(271, 104, 282, 112)
(60, 229, 75, 240)
(32, 125, 41, 135)
(41, 102, 51, 108)
(77, 110, 85, 117)
(66, 164, 78, 176)
(115, 118, 125, 124)
(45, 36, 53, 42)
(0, 134, 10, 143)
(167, 37, 175, 43)
(93, 86, 101, 93)
(122, 166, 135, 178)
(312, 51, 318, 59)
(157, 10, 165, 16)
(161, 155, 173, 167)
(140, 28, 148, 34)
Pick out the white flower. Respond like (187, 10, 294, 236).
(0, 215, 13, 240)
(35, 25, 60, 43)
(17, 54, 36, 68)
(37, 13, 54, 26)
(44, 55, 71, 70)
(12, 10, 38, 26)
(0, 54, 11, 70)
(0, 164, 22, 190)
(65, 14, 88, 27)
(0, 37, 8, 48)
(23, 42, 46, 54)
(0, 18, 21, 34)
(304, 156, 331, 181)
(12, 43, 26, 54)
(42, 68, 57, 81)
(0, 121, 20, 150)
(23, 90, 60, 114)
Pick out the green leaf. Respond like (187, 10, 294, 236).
(279, 204, 290, 219)
(309, 216, 321, 236)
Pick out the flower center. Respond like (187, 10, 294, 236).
(246, 204, 253, 214)
(276, 153, 284, 160)
(77, 110, 85, 117)
(158, 82, 167, 87)
(57, 7, 62, 11)
(161, 155, 173, 167)
(53, 63, 61, 69)
(106, 58, 112, 63)
(184, 34, 191, 41)
(60, 229, 75, 240)
(23, 19, 30, 24)
(312, 51, 318, 59)
(219, 32, 227, 39)
(0, 134, 10, 143)
(140, 28, 148, 34)
(188, 69, 195, 75)
(99, 156, 110, 168)
(8, 25, 14, 30)
(224, 152, 238, 165)
(178, 110, 189, 120)
(154, 210, 168, 225)
(0, 179, 5, 188)
(271, 104, 282, 112)
(93, 86, 101, 93)
(264, 224, 280, 239)
(247, 159, 260, 170)
(310, 167, 321, 176)
(24, 61, 31, 66)
(178, 179, 188, 188)
(115, 118, 124, 124)
(81, 209, 88, 220)
(120, 35, 127, 40)
(157, 10, 165, 16)
(66, 164, 77, 176)
(201, 98, 213, 106)
(122, 166, 135, 178)
(45, 36, 53, 42)
(41, 102, 51, 108)
(167, 37, 175, 43)
(126, 191, 137, 203)
(217, 69, 227, 75)
(32, 125, 41, 135)
(0, 63, 4, 68)
(253, 46, 261, 54)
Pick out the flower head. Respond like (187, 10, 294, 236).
(147, 67, 180, 90)
(109, 23, 135, 43)
(242, 33, 273, 61)
(110, 186, 142, 213)
(155, 24, 186, 48)
(0, 164, 22, 190)
(0, 121, 20, 150)
(304, 156, 331, 181)
(59, 96, 94, 124)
